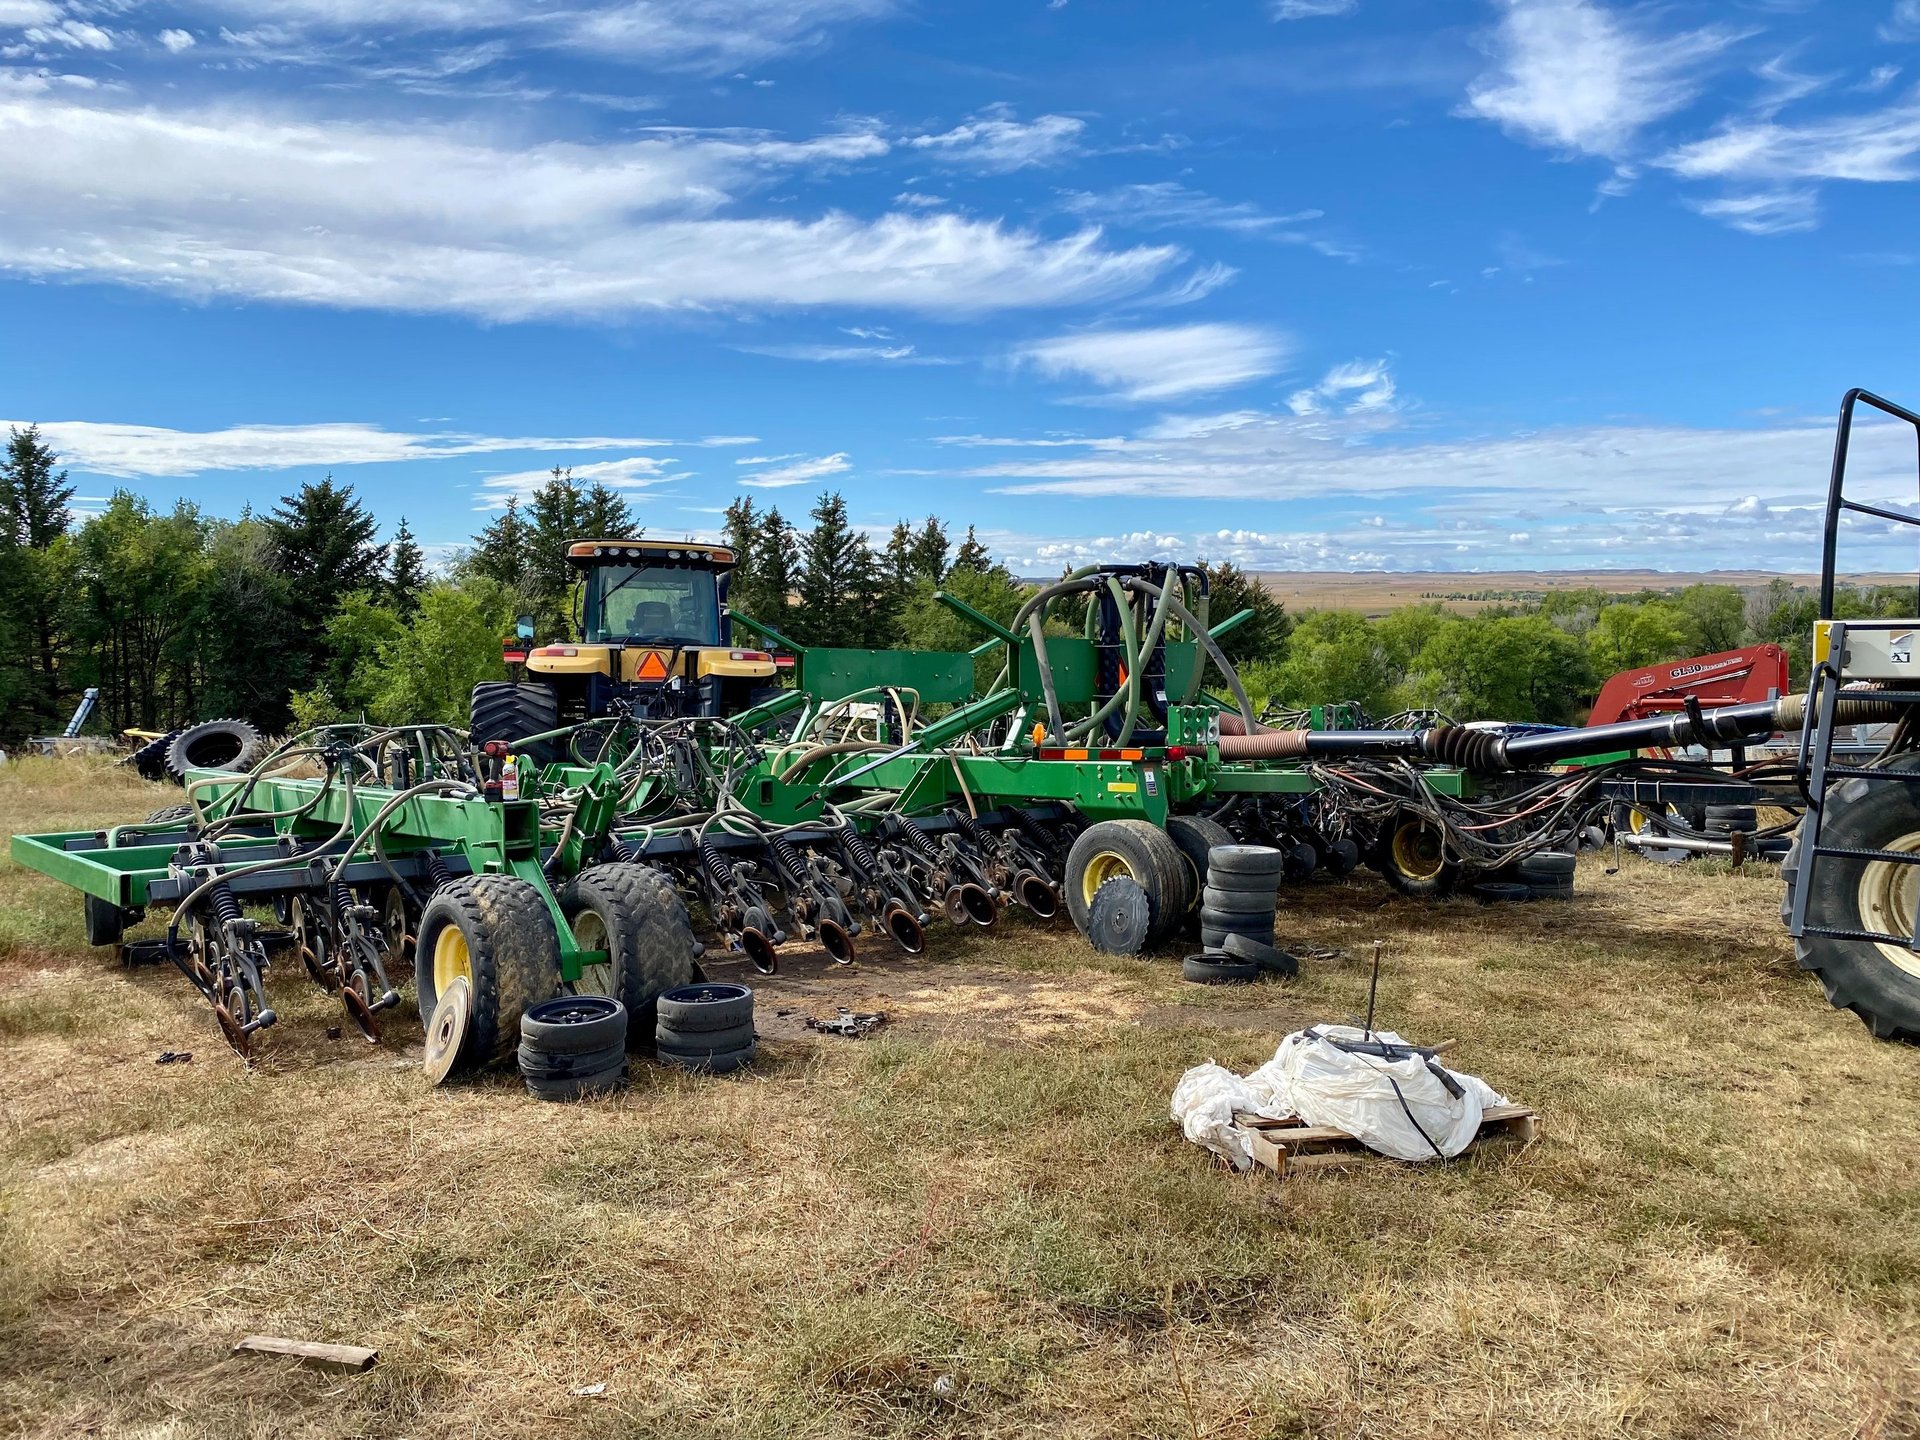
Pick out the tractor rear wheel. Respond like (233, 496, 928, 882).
(1165, 815, 1234, 914)
(469, 682, 561, 767)
(415, 876, 562, 1072)
(1065, 820, 1191, 949)
(1793, 759, 1920, 1041)
(561, 864, 700, 1046)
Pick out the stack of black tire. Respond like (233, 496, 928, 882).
(519, 995, 627, 1100)
(655, 983, 757, 1074)
(1474, 848, 1577, 901)
(1186, 844, 1295, 984)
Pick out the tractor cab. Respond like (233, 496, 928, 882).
(477, 541, 780, 760)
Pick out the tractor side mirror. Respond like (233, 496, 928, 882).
(515, 613, 536, 642)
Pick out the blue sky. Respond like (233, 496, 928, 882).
(3, 0, 1919, 575)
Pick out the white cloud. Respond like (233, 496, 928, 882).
(23, 17, 112, 48)
(1863, 65, 1901, 93)
(1684, 188, 1818, 235)
(1146, 262, 1238, 306)
(1465, 0, 1735, 160)
(1059, 182, 1318, 235)
(1013, 323, 1288, 403)
(157, 27, 195, 51)
(1270, 0, 1356, 17)
(738, 341, 949, 362)
(1656, 93, 1920, 185)
(1883, 1, 1920, 43)
(741, 452, 851, 488)
(0, 0, 60, 24)
(907, 104, 1084, 171)
(0, 94, 1178, 319)
(4, 420, 675, 477)
(1286, 359, 1397, 415)
(735, 452, 802, 464)
(477, 454, 680, 507)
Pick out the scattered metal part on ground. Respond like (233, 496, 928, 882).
(154, 1050, 192, 1064)
(568, 1382, 608, 1398)
(805, 1007, 887, 1038)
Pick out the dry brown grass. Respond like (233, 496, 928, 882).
(2, 755, 1918, 1439)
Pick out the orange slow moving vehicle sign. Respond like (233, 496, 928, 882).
(635, 650, 670, 682)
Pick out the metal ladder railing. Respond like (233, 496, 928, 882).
(1789, 389, 1920, 948)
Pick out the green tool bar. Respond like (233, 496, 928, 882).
(1207, 607, 1255, 640)
(933, 590, 1019, 646)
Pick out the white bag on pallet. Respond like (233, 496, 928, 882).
(1172, 1025, 1506, 1167)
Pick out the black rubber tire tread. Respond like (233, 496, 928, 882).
(469, 681, 562, 767)
(1204, 844, 1286, 879)
(1182, 954, 1260, 985)
(1516, 850, 1577, 879)
(656, 982, 755, 1033)
(1222, 932, 1298, 975)
(1704, 804, 1759, 832)
(144, 803, 196, 826)
(1165, 815, 1235, 910)
(415, 875, 563, 1073)
(1200, 884, 1276, 916)
(163, 718, 265, 784)
(1780, 830, 1802, 928)
(657, 1041, 757, 1075)
(1473, 881, 1535, 903)
(1198, 904, 1277, 932)
(1379, 814, 1461, 899)
(518, 1042, 627, 1078)
(1203, 869, 1281, 896)
(520, 994, 627, 1054)
(1201, 924, 1273, 951)
(1063, 819, 1191, 948)
(1792, 755, 1920, 1041)
(655, 1020, 758, 1056)
(130, 730, 180, 782)
(83, 893, 124, 947)
(526, 1067, 624, 1101)
(561, 863, 700, 1044)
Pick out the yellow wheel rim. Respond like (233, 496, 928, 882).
(1390, 821, 1445, 881)
(572, 910, 614, 998)
(1080, 849, 1139, 907)
(1856, 831, 1920, 980)
(433, 925, 473, 995)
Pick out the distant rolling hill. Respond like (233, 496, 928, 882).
(1249, 570, 1915, 617)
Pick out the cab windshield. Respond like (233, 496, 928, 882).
(584, 564, 721, 645)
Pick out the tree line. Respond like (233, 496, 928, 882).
(0, 421, 1885, 745)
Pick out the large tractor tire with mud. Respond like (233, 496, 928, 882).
(415, 875, 563, 1072)
(1064, 820, 1192, 950)
(163, 719, 265, 784)
(1785, 757, 1920, 1041)
(559, 863, 701, 1047)
(470, 681, 561, 767)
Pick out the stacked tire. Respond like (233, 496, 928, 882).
(1199, 845, 1282, 951)
(655, 984, 757, 1074)
(519, 995, 627, 1100)
(1514, 849, 1576, 900)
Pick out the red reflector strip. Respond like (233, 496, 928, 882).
(1166, 746, 1187, 761)
(729, 650, 772, 661)
(502, 650, 527, 664)
(1037, 748, 1066, 760)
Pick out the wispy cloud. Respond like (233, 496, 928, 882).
(741, 452, 851, 488)
(477, 454, 681, 508)
(907, 104, 1085, 171)
(1465, 0, 1737, 160)
(0, 94, 1178, 319)
(1012, 323, 1289, 403)
(1269, 0, 1356, 17)
(1, 419, 676, 478)
(738, 342, 952, 363)
(1286, 359, 1397, 415)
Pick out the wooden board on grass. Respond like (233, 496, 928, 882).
(1233, 1104, 1538, 1179)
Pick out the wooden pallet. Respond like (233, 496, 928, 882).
(1232, 1103, 1538, 1178)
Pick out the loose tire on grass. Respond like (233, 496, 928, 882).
(144, 803, 195, 827)
(130, 730, 180, 782)
(657, 983, 754, 1034)
(1378, 813, 1460, 899)
(657, 1042, 757, 1076)
(1516, 850, 1576, 899)
(1165, 815, 1235, 911)
(1085, 876, 1152, 955)
(520, 994, 627, 1054)
(1064, 820, 1192, 949)
(526, 1067, 624, 1102)
(1182, 953, 1260, 985)
(163, 719, 265, 784)
(560, 864, 701, 1044)
(1705, 804, 1759, 834)
(415, 876, 563, 1073)
(469, 681, 561, 767)
(1222, 932, 1297, 975)
(1792, 758, 1920, 1041)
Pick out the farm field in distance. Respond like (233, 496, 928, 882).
(2, 756, 1917, 1439)
(1250, 570, 1913, 617)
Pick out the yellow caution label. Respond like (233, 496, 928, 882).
(1106, 781, 1138, 794)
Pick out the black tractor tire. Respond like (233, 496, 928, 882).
(164, 719, 265, 784)
(1222, 933, 1297, 975)
(657, 1041, 757, 1075)
(1064, 820, 1192, 948)
(1199, 884, 1275, 916)
(415, 875, 563, 1073)
(130, 730, 181, 782)
(1182, 953, 1260, 985)
(1378, 813, 1460, 899)
(560, 864, 700, 1044)
(1205, 844, 1286, 880)
(1792, 760, 1920, 1041)
(1472, 881, 1535, 904)
(1201, 923, 1274, 951)
(517, 1042, 628, 1079)
(655, 1021, 758, 1058)
(83, 894, 124, 948)
(1705, 804, 1759, 834)
(657, 983, 754, 1033)
(526, 1067, 624, 1101)
(144, 804, 195, 827)
(520, 994, 627, 1054)
(469, 681, 561, 767)
(1198, 903, 1278, 931)
(1517, 850, 1577, 899)
(1165, 815, 1235, 911)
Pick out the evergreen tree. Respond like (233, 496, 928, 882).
(388, 517, 427, 617)
(908, 516, 949, 582)
(2, 425, 74, 547)
(721, 497, 763, 632)
(952, 525, 992, 575)
(469, 497, 533, 592)
(526, 467, 590, 615)
(266, 475, 386, 692)
(579, 480, 636, 541)
(881, 520, 915, 621)
(796, 492, 880, 646)
(746, 506, 799, 636)
(1197, 558, 1293, 666)
(0, 425, 76, 731)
